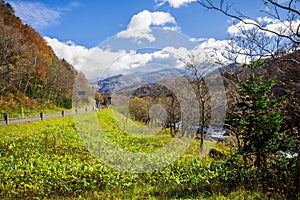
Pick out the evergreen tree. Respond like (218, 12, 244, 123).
(229, 60, 293, 186)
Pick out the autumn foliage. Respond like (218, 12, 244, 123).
(0, 1, 87, 111)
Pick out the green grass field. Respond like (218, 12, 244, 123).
(0, 109, 274, 199)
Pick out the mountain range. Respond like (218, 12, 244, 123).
(96, 67, 190, 95)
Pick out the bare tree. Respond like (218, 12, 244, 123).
(181, 53, 213, 151)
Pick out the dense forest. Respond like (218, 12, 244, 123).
(0, 1, 89, 112)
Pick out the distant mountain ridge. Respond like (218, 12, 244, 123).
(97, 67, 189, 94)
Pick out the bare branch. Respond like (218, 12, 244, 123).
(266, 0, 300, 16)
(197, 0, 300, 44)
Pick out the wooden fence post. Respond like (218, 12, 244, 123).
(62, 110, 65, 117)
(4, 114, 9, 125)
(40, 112, 44, 120)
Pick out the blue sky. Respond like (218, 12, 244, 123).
(6, 0, 297, 82)
(8, 0, 266, 47)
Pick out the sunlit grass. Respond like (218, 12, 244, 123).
(0, 109, 274, 199)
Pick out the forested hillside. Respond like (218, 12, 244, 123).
(0, 1, 86, 112)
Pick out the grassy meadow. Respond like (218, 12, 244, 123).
(0, 109, 277, 199)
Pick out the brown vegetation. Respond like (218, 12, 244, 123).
(0, 1, 89, 111)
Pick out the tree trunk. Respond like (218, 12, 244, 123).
(200, 126, 204, 153)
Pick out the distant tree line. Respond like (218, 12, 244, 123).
(129, 84, 181, 136)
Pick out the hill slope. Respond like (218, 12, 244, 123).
(0, 1, 87, 111)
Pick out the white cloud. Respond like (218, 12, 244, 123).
(189, 37, 207, 43)
(187, 37, 253, 64)
(44, 36, 128, 81)
(46, 37, 243, 83)
(127, 10, 176, 30)
(155, 0, 197, 8)
(7, 0, 80, 30)
(45, 36, 187, 81)
(199, 38, 256, 64)
(265, 19, 300, 37)
(198, 38, 230, 50)
(44, 36, 90, 70)
(80, 48, 126, 81)
(165, 45, 218, 65)
(118, 29, 156, 42)
(227, 19, 259, 36)
(117, 10, 178, 42)
(84, 47, 187, 81)
(163, 26, 181, 32)
(7, 1, 61, 29)
(109, 51, 152, 74)
(227, 17, 300, 38)
(257, 16, 276, 24)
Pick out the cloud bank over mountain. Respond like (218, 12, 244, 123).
(45, 35, 229, 83)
